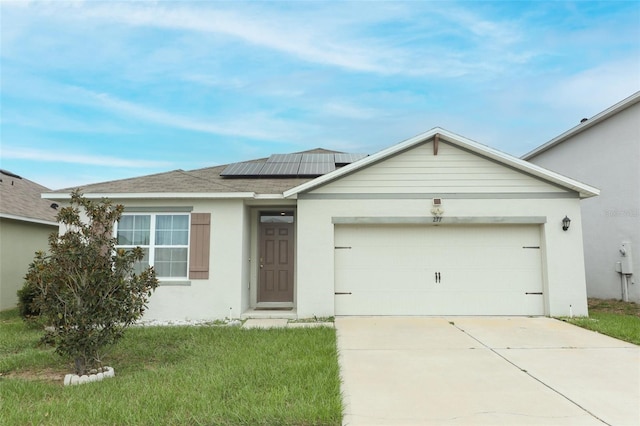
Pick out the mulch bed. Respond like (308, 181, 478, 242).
(588, 298, 640, 317)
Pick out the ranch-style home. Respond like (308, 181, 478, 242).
(44, 128, 599, 320)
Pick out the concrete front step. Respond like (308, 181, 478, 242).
(240, 309, 298, 320)
(242, 318, 334, 329)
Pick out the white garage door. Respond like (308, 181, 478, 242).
(334, 224, 544, 316)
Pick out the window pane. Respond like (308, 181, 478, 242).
(172, 215, 189, 230)
(260, 213, 294, 223)
(133, 230, 150, 245)
(119, 216, 134, 229)
(156, 230, 172, 246)
(156, 215, 173, 230)
(117, 229, 134, 245)
(173, 230, 188, 245)
(155, 215, 189, 246)
(118, 215, 150, 245)
(129, 248, 149, 275)
(137, 215, 151, 229)
(154, 248, 188, 278)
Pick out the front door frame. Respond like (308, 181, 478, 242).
(250, 207, 296, 309)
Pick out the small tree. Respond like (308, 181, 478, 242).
(25, 190, 159, 375)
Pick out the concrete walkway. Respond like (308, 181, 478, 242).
(336, 317, 640, 426)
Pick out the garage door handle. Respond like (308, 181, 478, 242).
(435, 272, 441, 283)
(335, 292, 352, 295)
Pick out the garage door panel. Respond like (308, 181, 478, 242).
(334, 224, 544, 316)
(337, 268, 430, 291)
(336, 289, 543, 316)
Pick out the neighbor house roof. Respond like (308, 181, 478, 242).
(522, 91, 640, 160)
(284, 127, 600, 199)
(0, 170, 59, 225)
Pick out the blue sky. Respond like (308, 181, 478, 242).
(1, 1, 639, 190)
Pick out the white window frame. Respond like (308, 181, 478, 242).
(116, 213, 191, 281)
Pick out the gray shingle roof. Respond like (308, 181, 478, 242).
(57, 148, 352, 195)
(0, 170, 58, 223)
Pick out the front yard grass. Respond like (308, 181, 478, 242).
(0, 309, 342, 425)
(565, 298, 640, 345)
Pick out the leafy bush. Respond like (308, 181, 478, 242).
(25, 190, 159, 375)
(17, 280, 41, 319)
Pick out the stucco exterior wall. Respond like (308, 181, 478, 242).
(63, 198, 250, 321)
(527, 102, 640, 302)
(0, 218, 57, 310)
(296, 196, 588, 318)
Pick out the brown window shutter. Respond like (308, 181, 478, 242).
(189, 213, 210, 279)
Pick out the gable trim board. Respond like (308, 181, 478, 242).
(301, 192, 579, 200)
(39, 127, 594, 320)
(285, 128, 598, 199)
(332, 216, 547, 225)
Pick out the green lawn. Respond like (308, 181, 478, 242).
(565, 298, 640, 345)
(0, 309, 342, 425)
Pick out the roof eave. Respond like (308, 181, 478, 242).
(0, 213, 58, 227)
(522, 91, 640, 160)
(43, 192, 257, 200)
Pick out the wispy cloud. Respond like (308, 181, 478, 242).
(87, 90, 315, 143)
(5, 1, 540, 78)
(1, 146, 171, 168)
(74, 3, 390, 74)
(542, 58, 640, 113)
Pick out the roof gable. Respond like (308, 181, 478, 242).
(284, 128, 599, 199)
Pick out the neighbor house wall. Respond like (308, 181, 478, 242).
(527, 102, 640, 302)
(0, 218, 57, 310)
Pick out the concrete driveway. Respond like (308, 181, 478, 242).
(336, 317, 640, 425)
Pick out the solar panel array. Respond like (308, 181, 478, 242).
(221, 153, 367, 177)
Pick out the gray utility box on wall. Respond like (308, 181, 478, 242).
(616, 242, 634, 275)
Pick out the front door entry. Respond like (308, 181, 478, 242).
(258, 213, 294, 303)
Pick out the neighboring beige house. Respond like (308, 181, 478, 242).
(0, 170, 58, 310)
(524, 92, 639, 303)
(45, 128, 598, 321)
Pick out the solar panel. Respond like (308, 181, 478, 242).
(335, 153, 367, 164)
(220, 162, 265, 176)
(298, 162, 336, 176)
(267, 154, 302, 163)
(301, 153, 334, 163)
(259, 162, 300, 176)
(221, 151, 367, 177)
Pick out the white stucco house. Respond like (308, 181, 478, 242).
(0, 170, 59, 310)
(524, 92, 639, 303)
(45, 128, 598, 320)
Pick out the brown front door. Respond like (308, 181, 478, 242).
(258, 213, 294, 303)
